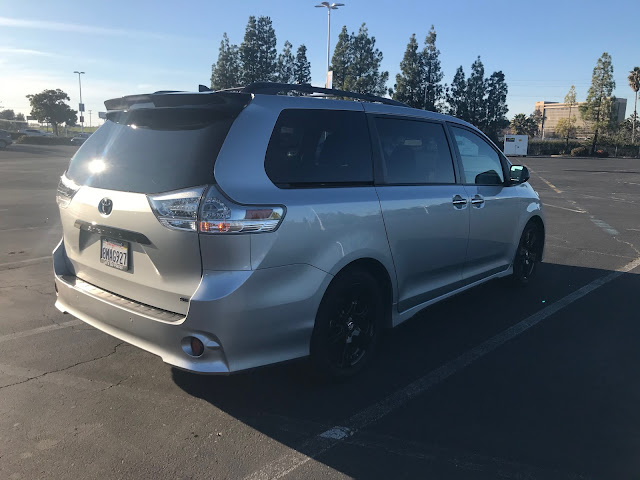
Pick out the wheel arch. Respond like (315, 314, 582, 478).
(526, 215, 545, 258)
(323, 257, 395, 329)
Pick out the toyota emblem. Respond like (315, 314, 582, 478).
(98, 198, 113, 216)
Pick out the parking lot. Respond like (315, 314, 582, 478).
(1, 144, 639, 479)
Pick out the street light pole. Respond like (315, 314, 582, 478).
(315, 2, 344, 88)
(73, 71, 85, 133)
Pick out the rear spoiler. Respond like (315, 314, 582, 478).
(104, 91, 251, 112)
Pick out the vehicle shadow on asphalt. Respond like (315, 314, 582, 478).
(170, 261, 638, 477)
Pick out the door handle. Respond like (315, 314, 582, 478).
(471, 194, 485, 207)
(452, 195, 468, 209)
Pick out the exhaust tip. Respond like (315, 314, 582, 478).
(183, 336, 204, 357)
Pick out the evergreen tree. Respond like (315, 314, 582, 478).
(210, 33, 240, 90)
(466, 56, 486, 127)
(484, 71, 509, 143)
(276, 41, 295, 84)
(345, 23, 388, 96)
(239, 16, 259, 85)
(255, 16, 278, 82)
(330, 26, 352, 90)
(392, 34, 424, 108)
(580, 52, 616, 154)
(422, 25, 444, 112)
(446, 66, 467, 120)
(563, 85, 578, 146)
(293, 44, 312, 85)
(239, 16, 277, 84)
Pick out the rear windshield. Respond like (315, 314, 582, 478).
(66, 109, 235, 193)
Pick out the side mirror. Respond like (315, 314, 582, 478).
(509, 165, 530, 185)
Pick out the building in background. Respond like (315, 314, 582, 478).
(534, 98, 627, 138)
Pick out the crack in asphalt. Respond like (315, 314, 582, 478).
(0, 342, 125, 391)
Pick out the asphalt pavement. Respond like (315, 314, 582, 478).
(0, 145, 639, 479)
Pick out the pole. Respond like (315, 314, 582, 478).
(78, 73, 83, 134)
(633, 91, 637, 145)
(326, 8, 331, 88)
(89, 110, 92, 128)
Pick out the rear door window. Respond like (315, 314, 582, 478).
(373, 117, 455, 184)
(265, 109, 373, 188)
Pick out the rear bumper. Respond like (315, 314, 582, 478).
(53, 240, 331, 373)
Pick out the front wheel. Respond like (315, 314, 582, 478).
(509, 223, 542, 286)
(310, 268, 384, 380)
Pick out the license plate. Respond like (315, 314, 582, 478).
(100, 237, 129, 271)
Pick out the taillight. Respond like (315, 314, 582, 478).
(56, 173, 80, 208)
(147, 186, 205, 231)
(199, 185, 284, 234)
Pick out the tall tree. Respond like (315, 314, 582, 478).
(293, 44, 312, 86)
(276, 41, 295, 84)
(344, 23, 388, 96)
(15, 113, 25, 122)
(446, 66, 467, 119)
(330, 26, 352, 90)
(628, 67, 640, 144)
(26, 89, 77, 136)
(211, 33, 240, 90)
(255, 16, 278, 82)
(466, 56, 486, 128)
(239, 16, 278, 84)
(0, 109, 16, 120)
(484, 71, 509, 143)
(563, 85, 577, 147)
(392, 34, 424, 108)
(580, 52, 616, 154)
(555, 117, 577, 141)
(510, 113, 538, 137)
(422, 25, 444, 112)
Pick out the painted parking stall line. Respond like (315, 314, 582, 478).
(244, 255, 640, 480)
(0, 319, 82, 345)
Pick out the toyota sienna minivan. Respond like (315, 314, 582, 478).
(53, 82, 544, 378)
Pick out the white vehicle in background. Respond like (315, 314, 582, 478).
(70, 132, 92, 145)
(20, 129, 53, 137)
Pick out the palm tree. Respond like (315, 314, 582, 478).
(629, 67, 640, 144)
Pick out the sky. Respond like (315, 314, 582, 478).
(0, 0, 637, 126)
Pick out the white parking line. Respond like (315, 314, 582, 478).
(0, 256, 50, 271)
(529, 168, 562, 194)
(589, 217, 620, 236)
(542, 203, 586, 214)
(0, 319, 82, 345)
(244, 255, 640, 480)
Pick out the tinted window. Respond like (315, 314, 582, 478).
(450, 126, 504, 185)
(374, 118, 455, 184)
(265, 109, 372, 187)
(66, 110, 234, 193)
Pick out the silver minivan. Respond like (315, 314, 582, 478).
(53, 83, 544, 378)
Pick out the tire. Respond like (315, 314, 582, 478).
(509, 222, 542, 286)
(0, 140, 6, 150)
(310, 268, 384, 380)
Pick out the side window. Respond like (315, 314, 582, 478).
(374, 117, 455, 185)
(450, 126, 505, 185)
(265, 109, 372, 187)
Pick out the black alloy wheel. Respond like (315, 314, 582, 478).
(511, 223, 541, 285)
(311, 268, 384, 379)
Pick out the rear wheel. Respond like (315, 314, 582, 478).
(311, 268, 384, 380)
(510, 222, 542, 286)
(0, 140, 7, 149)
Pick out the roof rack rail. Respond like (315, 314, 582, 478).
(237, 82, 408, 107)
